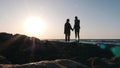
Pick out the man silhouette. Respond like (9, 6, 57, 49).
(73, 16, 80, 41)
(64, 19, 73, 42)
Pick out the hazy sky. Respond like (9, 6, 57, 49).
(0, 0, 120, 39)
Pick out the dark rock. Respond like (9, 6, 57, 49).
(0, 56, 11, 64)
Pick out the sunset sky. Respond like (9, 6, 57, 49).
(0, 0, 120, 39)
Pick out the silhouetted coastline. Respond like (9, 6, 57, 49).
(0, 32, 120, 68)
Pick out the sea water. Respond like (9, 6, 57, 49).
(50, 39, 120, 45)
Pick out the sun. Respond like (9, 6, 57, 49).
(23, 17, 45, 37)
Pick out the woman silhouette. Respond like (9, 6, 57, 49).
(64, 19, 73, 42)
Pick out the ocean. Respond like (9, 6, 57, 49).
(49, 39, 120, 45)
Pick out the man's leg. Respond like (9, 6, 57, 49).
(78, 30, 80, 40)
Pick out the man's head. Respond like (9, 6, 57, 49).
(75, 16, 78, 19)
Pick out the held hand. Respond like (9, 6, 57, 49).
(72, 29, 73, 31)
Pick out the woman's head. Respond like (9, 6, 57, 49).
(66, 19, 69, 22)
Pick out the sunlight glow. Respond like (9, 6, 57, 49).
(23, 17, 46, 37)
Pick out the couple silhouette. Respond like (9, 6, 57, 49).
(64, 16, 80, 42)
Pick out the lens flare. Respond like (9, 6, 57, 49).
(111, 46, 120, 57)
(98, 43, 106, 49)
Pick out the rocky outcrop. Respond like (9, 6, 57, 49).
(0, 56, 11, 64)
(0, 32, 119, 68)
